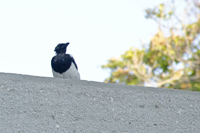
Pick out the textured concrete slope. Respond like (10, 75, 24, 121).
(0, 73, 200, 133)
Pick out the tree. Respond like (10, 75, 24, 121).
(102, 0, 200, 91)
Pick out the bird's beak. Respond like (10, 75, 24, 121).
(66, 42, 70, 46)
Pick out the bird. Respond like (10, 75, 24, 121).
(51, 42, 80, 79)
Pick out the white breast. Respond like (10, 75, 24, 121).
(52, 63, 80, 80)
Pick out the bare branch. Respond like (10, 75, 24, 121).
(157, 76, 180, 87)
(174, 75, 200, 86)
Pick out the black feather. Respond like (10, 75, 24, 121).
(54, 42, 70, 54)
(51, 54, 78, 74)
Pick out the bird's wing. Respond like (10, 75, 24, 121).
(69, 54, 78, 70)
(51, 54, 71, 74)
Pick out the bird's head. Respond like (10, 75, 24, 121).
(54, 42, 70, 54)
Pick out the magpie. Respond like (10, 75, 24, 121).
(51, 42, 80, 79)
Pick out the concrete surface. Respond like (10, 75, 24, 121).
(0, 72, 200, 133)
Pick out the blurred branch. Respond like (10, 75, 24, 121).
(157, 76, 179, 87)
(175, 76, 200, 86)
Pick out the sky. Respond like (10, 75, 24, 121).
(0, 0, 166, 82)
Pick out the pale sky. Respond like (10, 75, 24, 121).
(0, 0, 165, 82)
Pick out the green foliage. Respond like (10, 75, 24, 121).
(102, 0, 200, 91)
